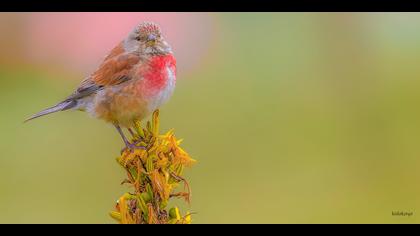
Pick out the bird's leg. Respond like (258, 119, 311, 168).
(114, 124, 131, 149)
(127, 127, 146, 148)
(114, 124, 146, 154)
(127, 128, 136, 138)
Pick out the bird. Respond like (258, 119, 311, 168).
(25, 22, 176, 152)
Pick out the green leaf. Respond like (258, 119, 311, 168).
(109, 211, 122, 222)
(146, 183, 154, 201)
(137, 195, 149, 220)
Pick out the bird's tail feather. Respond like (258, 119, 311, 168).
(24, 100, 77, 123)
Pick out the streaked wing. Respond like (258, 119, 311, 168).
(67, 46, 141, 101)
(91, 53, 140, 86)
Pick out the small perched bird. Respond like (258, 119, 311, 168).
(26, 22, 176, 151)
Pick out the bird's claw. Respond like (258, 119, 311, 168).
(120, 143, 146, 154)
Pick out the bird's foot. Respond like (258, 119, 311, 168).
(121, 142, 146, 154)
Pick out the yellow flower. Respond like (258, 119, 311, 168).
(110, 110, 195, 224)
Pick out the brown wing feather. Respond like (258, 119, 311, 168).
(67, 43, 141, 100)
(91, 53, 140, 86)
(104, 41, 125, 60)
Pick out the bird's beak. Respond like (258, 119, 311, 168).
(146, 34, 157, 46)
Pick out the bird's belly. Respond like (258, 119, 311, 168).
(91, 65, 175, 127)
(91, 82, 146, 127)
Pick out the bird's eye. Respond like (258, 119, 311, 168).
(135, 36, 141, 41)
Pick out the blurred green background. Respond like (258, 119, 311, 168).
(1, 13, 420, 223)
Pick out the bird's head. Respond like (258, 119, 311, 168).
(125, 22, 172, 56)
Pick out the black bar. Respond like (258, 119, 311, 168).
(1, 0, 420, 12)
